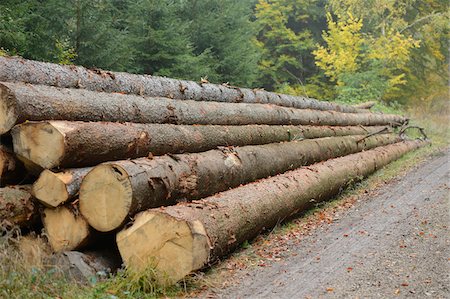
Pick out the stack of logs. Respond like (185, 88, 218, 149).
(0, 56, 427, 284)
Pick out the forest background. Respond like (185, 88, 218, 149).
(0, 0, 448, 113)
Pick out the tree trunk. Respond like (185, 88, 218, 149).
(116, 140, 426, 284)
(33, 167, 92, 207)
(49, 250, 121, 284)
(41, 205, 91, 252)
(79, 134, 399, 232)
(0, 56, 367, 113)
(0, 185, 39, 229)
(12, 120, 389, 169)
(0, 82, 407, 135)
(0, 145, 26, 186)
(353, 101, 376, 109)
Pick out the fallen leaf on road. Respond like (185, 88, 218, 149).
(326, 287, 334, 292)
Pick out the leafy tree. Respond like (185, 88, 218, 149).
(254, 0, 326, 92)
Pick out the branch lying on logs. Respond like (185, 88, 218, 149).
(116, 140, 426, 284)
(79, 134, 399, 232)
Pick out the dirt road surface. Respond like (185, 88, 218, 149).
(207, 151, 449, 298)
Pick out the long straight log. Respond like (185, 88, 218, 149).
(42, 205, 91, 252)
(33, 167, 92, 207)
(0, 82, 407, 135)
(116, 140, 426, 284)
(353, 101, 376, 109)
(0, 145, 26, 186)
(79, 134, 399, 232)
(0, 185, 38, 229)
(0, 56, 366, 113)
(12, 120, 389, 169)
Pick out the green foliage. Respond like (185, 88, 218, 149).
(254, 0, 326, 90)
(182, 0, 260, 85)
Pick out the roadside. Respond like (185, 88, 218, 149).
(192, 149, 449, 298)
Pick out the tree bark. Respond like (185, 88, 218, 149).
(0, 56, 367, 113)
(12, 120, 389, 169)
(0, 185, 39, 229)
(0, 145, 26, 186)
(116, 140, 426, 284)
(79, 134, 399, 232)
(33, 167, 92, 207)
(41, 205, 91, 252)
(0, 82, 407, 135)
(353, 101, 376, 109)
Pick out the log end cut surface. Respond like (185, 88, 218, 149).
(12, 122, 65, 169)
(42, 206, 90, 252)
(79, 164, 133, 232)
(0, 83, 18, 134)
(33, 170, 70, 207)
(116, 211, 210, 284)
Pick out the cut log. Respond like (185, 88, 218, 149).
(79, 134, 399, 232)
(0, 185, 38, 229)
(0, 145, 26, 186)
(42, 205, 91, 252)
(50, 250, 121, 284)
(33, 168, 92, 207)
(0, 82, 407, 135)
(0, 56, 366, 113)
(116, 140, 426, 284)
(12, 120, 389, 169)
(353, 101, 376, 109)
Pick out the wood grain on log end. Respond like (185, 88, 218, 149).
(0, 83, 18, 135)
(79, 164, 133, 232)
(116, 211, 210, 285)
(42, 206, 90, 252)
(33, 170, 70, 207)
(12, 121, 66, 169)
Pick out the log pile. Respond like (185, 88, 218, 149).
(0, 56, 427, 284)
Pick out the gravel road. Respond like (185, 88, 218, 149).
(209, 150, 449, 298)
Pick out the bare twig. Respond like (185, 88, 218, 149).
(399, 126, 428, 140)
(357, 127, 389, 143)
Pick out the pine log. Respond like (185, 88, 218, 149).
(0, 82, 407, 135)
(42, 205, 91, 252)
(79, 134, 399, 232)
(50, 250, 121, 284)
(0, 185, 38, 229)
(116, 140, 426, 284)
(12, 120, 389, 169)
(0, 145, 26, 186)
(353, 101, 376, 109)
(33, 167, 92, 207)
(0, 56, 366, 113)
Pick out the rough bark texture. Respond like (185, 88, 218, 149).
(0, 185, 39, 229)
(116, 140, 426, 284)
(0, 82, 407, 135)
(353, 101, 376, 109)
(49, 250, 121, 284)
(79, 134, 400, 232)
(0, 56, 366, 113)
(42, 205, 91, 252)
(0, 145, 26, 186)
(12, 120, 389, 168)
(33, 167, 92, 208)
